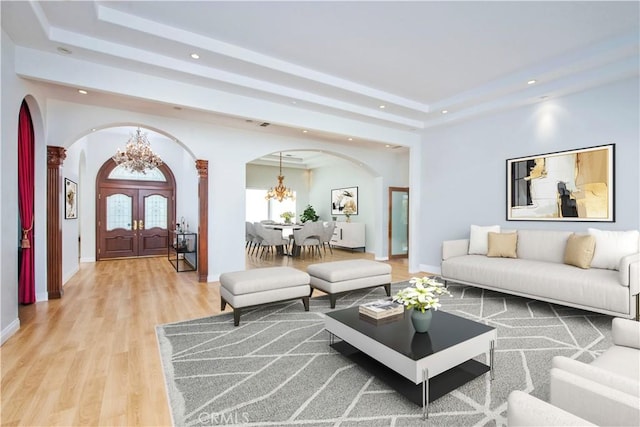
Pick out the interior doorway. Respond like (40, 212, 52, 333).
(96, 160, 176, 260)
(388, 187, 409, 259)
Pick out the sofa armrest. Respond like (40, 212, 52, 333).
(442, 239, 469, 260)
(613, 317, 640, 349)
(619, 253, 640, 294)
(550, 368, 640, 427)
(507, 390, 595, 426)
(552, 356, 639, 396)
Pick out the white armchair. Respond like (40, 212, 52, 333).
(508, 317, 640, 427)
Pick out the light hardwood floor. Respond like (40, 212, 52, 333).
(1, 249, 425, 426)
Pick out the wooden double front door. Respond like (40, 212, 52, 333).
(98, 188, 173, 259)
(96, 161, 176, 260)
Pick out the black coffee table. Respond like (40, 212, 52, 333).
(325, 307, 496, 419)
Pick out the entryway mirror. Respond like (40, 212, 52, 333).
(389, 187, 409, 258)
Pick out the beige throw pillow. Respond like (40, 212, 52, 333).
(564, 233, 596, 269)
(487, 232, 518, 258)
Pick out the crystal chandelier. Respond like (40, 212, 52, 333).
(112, 128, 163, 174)
(265, 152, 295, 202)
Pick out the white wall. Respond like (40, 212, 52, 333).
(0, 32, 49, 342)
(419, 77, 640, 273)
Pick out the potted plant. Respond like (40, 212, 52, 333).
(393, 276, 451, 332)
(280, 211, 295, 224)
(299, 205, 319, 223)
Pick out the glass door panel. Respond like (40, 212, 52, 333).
(389, 187, 409, 259)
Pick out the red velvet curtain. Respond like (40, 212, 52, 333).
(18, 100, 35, 304)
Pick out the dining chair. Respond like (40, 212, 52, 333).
(292, 222, 323, 258)
(320, 221, 336, 254)
(253, 222, 288, 257)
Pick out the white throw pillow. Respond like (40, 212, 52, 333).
(468, 224, 501, 255)
(588, 228, 640, 270)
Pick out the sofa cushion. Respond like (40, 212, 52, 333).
(517, 230, 573, 263)
(591, 346, 640, 388)
(469, 224, 500, 255)
(441, 256, 627, 314)
(487, 232, 518, 258)
(564, 233, 596, 269)
(589, 228, 640, 270)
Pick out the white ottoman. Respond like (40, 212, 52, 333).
(220, 267, 311, 326)
(307, 259, 392, 308)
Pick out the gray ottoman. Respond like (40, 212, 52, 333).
(307, 259, 392, 308)
(220, 267, 311, 326)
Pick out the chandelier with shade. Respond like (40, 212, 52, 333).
(112, 128, 163, 174)
(265, 152, 295, 202)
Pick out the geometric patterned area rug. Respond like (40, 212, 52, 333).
(156, 281, 613, 426)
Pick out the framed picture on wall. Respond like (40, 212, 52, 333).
(65, 178, 78, 219)
(507, 144, 614, 221)
(331, 186, 358, 215)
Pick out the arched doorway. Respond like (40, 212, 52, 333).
(95, 160, 176, 260)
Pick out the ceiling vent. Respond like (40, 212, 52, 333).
(259, 122, 270, 127)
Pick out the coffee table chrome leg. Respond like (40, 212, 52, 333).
(328, 331, 335, 346)
(422, 368, 429, 420)
(490, 340, 495, 380)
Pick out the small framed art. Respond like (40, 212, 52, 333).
(65, 178, 78, 219)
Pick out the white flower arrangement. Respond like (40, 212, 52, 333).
(393, 276, 452, 313)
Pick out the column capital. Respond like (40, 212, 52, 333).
(195, 159, 208, 177)
(47, 146, 66, 167)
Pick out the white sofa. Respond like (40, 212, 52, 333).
(441, 228, 639, 319)
(508, 317, 640, 426)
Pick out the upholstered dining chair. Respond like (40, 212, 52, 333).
(292, 222, 323, 258)
(320, 221, 336, 254)
(253, 222, 288, 257)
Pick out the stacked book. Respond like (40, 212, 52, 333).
(359, 299, 404, 320)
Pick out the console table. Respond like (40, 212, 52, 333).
(168, 231, 197, 272)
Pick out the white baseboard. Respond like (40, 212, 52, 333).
(374, 256, 389, 261)
(36, 292, 49, 302)
(208, 273, 220, 283)
(1, 318, 20, 346)
(419, 264, 441, 275)
(63, 266, 80, 285)
(80, 257, 96, 263)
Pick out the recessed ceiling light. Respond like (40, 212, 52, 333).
(302, 130, 308, 133)
(190, 53, 200, 59)
(441, 110, 448, 114)
(57, 47, 72, 55)
(527, 79, 537, 85)
(379, 105, 386, 109)
(91, 128, 96, 132)
(385, 144, 391, 148)
(78, 89, 88, 95)
(348, 138, 353, 141)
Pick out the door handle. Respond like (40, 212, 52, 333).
(139, 220, 144, 230)
(132, 220, 137, 230)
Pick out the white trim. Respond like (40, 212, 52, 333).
(36, 292, 49, 302)
(80, 257, 96, 263)
(63, 266, 79, 284)
(1, 318, 20, 345)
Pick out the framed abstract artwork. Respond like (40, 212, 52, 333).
(65, 178, 78, 219)
(331, 187, 358, 216)
(507, 144, 614, 221)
